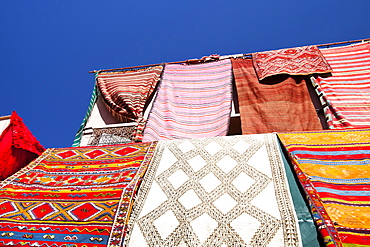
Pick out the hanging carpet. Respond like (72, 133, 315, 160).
(279, 129, 370, 247)
(124, 134, 302, 246)
(0, 111, 45, 180)
(0, 142, 156, 247)
(97, 66, 163, 141)
(311, 42, 370, 129)
(231, 58, 322, 135)
(143, 59, 233, 141)
(252, 45, 332, 80)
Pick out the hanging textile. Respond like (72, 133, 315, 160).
(252, 45, 332, 80)
(124, 134, 302, 246)
(231, 58, 322, 135)
(97, 66, 163, 141)
(279, 129, 370, 247)
(312, 42, 370, 129)
(0, 142, 157, 247)
(0, 111, 44, 180)
(143, 59, 233, 141)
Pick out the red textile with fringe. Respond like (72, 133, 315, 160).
(252, 45, 332, 80)
(231, 58, 322, 135)
(0, 111, 44, 180)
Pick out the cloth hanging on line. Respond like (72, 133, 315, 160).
(252, 45, 332, 80)
(0, 111, 44, 180)
(0, 142, 157, 247)
(97, 66, 163, 142)
(279, 128, 370, 247)
(143, 59, 233, 141)
(124, 134, 302, 246)
(312, 42, 370, 129)
(231, 58, 322, 135)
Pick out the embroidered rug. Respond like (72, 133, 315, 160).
(279, 129, 370, 247)
(0, 111, 45, 180)
(124, 134, 302, 246)
(252, 45, 332, 80)
(97, 66, 163, 141)
(0, 142, 156, 247)
(231, 58, 322, 135)
(143, 59, 232, 141)
(312, 42, 370, 129)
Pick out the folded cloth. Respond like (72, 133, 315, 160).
(97, 66, 163, 141)
(279, 129, 370, 247)
(143, 59, 232, 141)
(312, 42, 370, 129)
(0, 142, 157, 247)
(124, 134, 302, 246)
(252, 45, 332, 80)
(231, 58, 322, 135)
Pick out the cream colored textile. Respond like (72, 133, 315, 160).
(125, 134, 301, 246)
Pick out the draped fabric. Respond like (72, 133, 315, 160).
(0, 111, 44, 180)
(231, 58, 322, 135)
(97, 66, 163, 142)
(143, 59, 233, 141)
(279, 129, 370, 247)
(125, 134, 302, 246)
(312, 42, 370, 129)
(0, 142, 157, 247)
(252, 45, 332, 80)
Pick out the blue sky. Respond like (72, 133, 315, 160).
(1, 0, 369, 148)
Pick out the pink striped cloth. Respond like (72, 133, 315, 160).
(312, 42, 370, 128)
(143, 59, 232, 141)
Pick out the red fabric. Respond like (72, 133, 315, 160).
(252, 45, 332, 80)
(231, 58, 322, 134)
(0, 112, 45, 180)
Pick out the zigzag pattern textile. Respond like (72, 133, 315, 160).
(97, 66, 163, 141)
(279, 129, 370, 247)
(0, 142, 156, 247)
(231, 58, 322, 135)
(312, 42, 370, 128)
(252, 45, 332, 80)
(143, 59, 233, 141)
(124, 135, 302, 246)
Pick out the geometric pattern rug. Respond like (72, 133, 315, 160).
(124, 134, 302, 246)
(0, 142, 157, 247)
(279, 129, 370, 247)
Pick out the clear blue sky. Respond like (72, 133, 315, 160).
(1, 0, 369, 148)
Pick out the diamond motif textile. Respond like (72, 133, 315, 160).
(0, 142, 156, 247)
(312, 42, 370, 129)
(124, 135, 302, 246)
(279, 129, 370, 247)
(252, 45, 332, 80)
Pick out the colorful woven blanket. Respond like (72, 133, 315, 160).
(143, 59, 232, 141)
(97, 66, 163, 141)
(0, 111, 44, 180)
(252, 45, 332, 80)
(231, 58, 322, 135)
(0, 142, 156, 247)
(312, 42, 370, 129)
(279, 129, 370, 247)
(125, 135, 302, 246)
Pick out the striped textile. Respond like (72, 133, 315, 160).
(279, 129, 370, 247)
(312, 42, 370, 128)
(143, 59, 232, 141)
(97, 66, 163, 141)
(231, 58, 322, 135)
(252, 45, 332, 80)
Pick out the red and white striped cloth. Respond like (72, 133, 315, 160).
(143, 59, 232, 141)
(312, 42, 370, 128)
